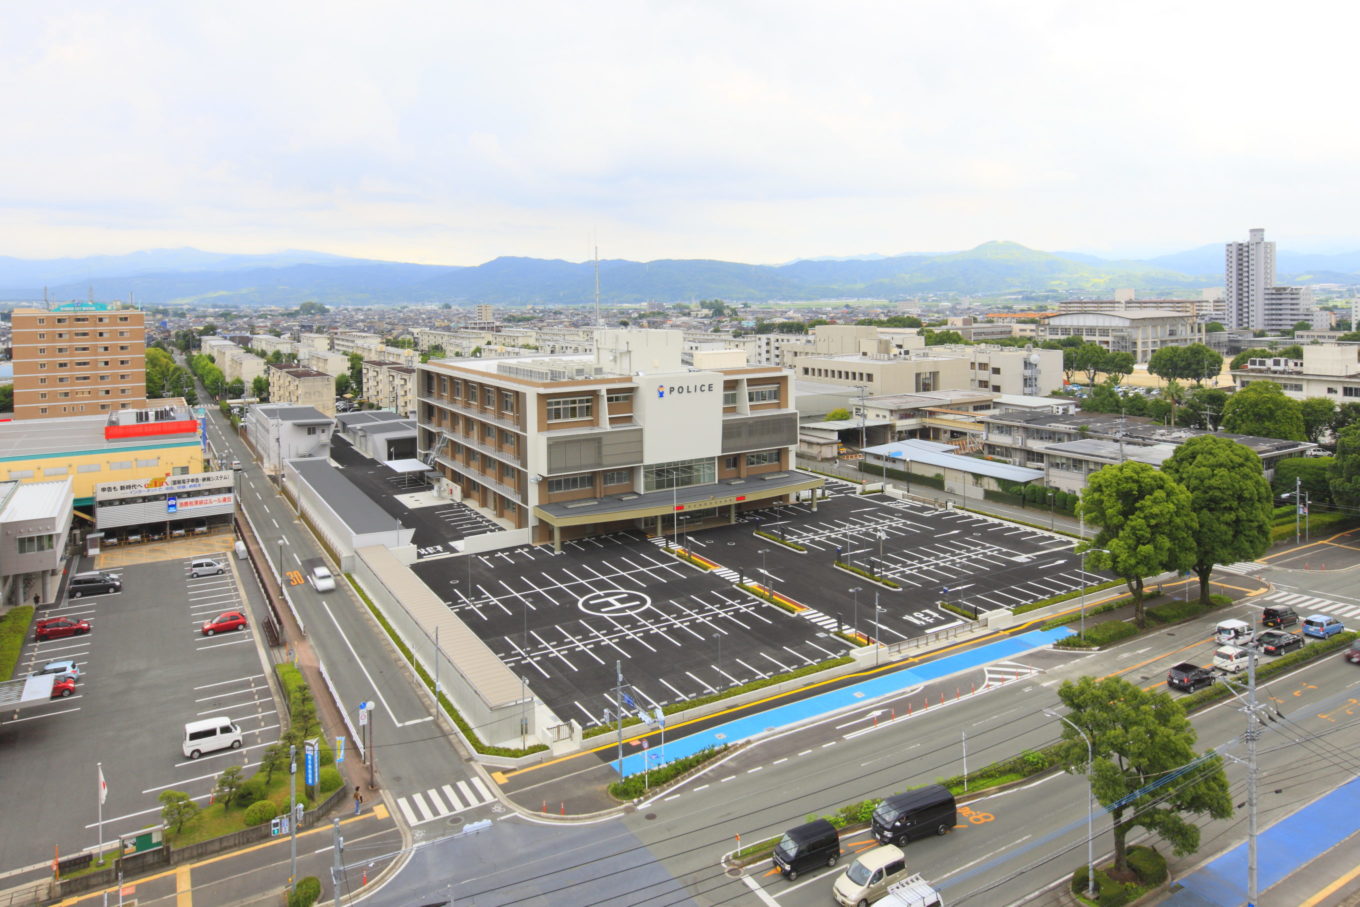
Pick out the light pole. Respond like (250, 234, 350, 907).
(758, 548, 770, 595)
(874, 598, 884, 666)
(849, 586, 861, 643)
(712, 632, 723, 686)
(276, 537, 285, 586)
(1044, 709, 1095, 899)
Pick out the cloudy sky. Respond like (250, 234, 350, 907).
(3, 1, 1354, 265)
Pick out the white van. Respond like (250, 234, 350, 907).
(1215, 619, 1252, 645)
(1213, 645, 1251, 674)
(183, 716, 243, 759)
(878, 874, 944, 907)
(189, 558, 226, 578)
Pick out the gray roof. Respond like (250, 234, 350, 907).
(1045, 438, 1179, 466)
(255, 404, 332, 425)
(354, 421, 416, 438)
(335, 411, 406, 429)
(865, 439, 1044, 482)
(285, 458, 405, 534)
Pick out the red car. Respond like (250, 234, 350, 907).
(35, 617, 91, 640)
(202, 611, 248, 636)
(50, 677, 76, 698)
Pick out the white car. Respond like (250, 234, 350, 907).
(309, 565, 336, 592)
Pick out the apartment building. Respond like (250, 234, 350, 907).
(297, 332, 332, 352)
(361, 360, 416, 416)
(250, 334, 297, 358)
(1037, 311, 1203, 363)
(298, 349, 350, 377)
(417, 329, 819, 550)
(267, 364, 335, 416)
(1225, 229, 1321, 331)
(1231, 342, 1360, 400)
(244, 403, 335, 476)
(11, 303, 146, 420)
(793, 343, 1061, 398)
(224, 348, 266, 386)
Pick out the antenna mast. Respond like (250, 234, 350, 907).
(594, 245, 602, 327)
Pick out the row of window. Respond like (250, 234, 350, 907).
(6, 456, 162, 480)
(18, 534, 56, 554)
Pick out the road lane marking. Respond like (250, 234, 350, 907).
(322, 601, 405, 724)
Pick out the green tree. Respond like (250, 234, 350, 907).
(825, 408, 852, 421)
(0, 385, 12, 413)
(335, 373, 352, 397)
(1229, 347, 1275, 370)
(214, 765, 245, 810)
(159, 790, 200, 834)
(1221, 382, 1306, 441)
(252, 375, 270, 402)
(1181, 343, 1224, 385)
(260, 743, 290, 784)
(1329, 425, 1360, 508)
(1299, 397, 1337, 444)
(1079, 462, 1197, 627)
(1179, 387, 1229, 430)
(1146, 345, 1187, 385)
(1163, 436, 1273, 603)
(226, 378, 245, 400)
(1072, 342, 1109, 387)
(1061, 346, 1081, 385)
(1102, 351, 1135, 386)
(923, 329, 966, 345)
(1273, 456, 1333, 505)
(1332, 402, 1360, 440)
(347, 353, 364, 393)
(1056, 676, 1232, 878)
(1204, 321, 1225, 333)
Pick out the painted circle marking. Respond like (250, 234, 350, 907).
(578, 589, 652, 617)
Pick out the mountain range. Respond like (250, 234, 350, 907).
(2, 241, 1358, 307)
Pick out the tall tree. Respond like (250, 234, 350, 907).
(1331, 402, 1360, 439)
(1072, 342, 1109, 387)
(1221, 381, 1306, 440)
(1146, 345, 1187, 384)
(1182, 343, 1225, 385)
(251, 375, 270, 402)
(1163, 436, 1273, 603)
(1057, 676, 1232, 878)
(1102, 352, 1135, 386)
(1299, 397, 1337, 444)
(1328, 425, 1360, 509)
(1179, 386, 1229, 430)
(1079, 462, 1197, 627)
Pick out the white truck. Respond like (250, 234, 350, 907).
(878, 874, 944, 907)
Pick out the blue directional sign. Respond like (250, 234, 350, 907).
(335, 736, 345, 764)
(622, 692, 637, 711)
(166, 496, 178, 513)
(304, 741, 318, 786)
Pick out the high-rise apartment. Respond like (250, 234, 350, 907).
(11, 303, 146, 420)
(1224, 228, 1276, 330)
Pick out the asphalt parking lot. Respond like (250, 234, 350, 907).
(0, 550, 277, 866)
(412, 532, 852, 729)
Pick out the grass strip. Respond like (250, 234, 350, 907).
(0, 605, 34, 680)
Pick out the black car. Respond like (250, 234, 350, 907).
(1256, 629, 1304, 656)
(1261, 605, 1298, 628)
(1167, 662, 1215, 692)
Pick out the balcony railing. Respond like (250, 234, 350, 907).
(433, 453, 524, 502)
(418, 394, 525, 432)
(438, 427, 526, 469)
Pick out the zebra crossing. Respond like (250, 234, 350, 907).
(395, 776, 497, 827)
(1221, 561, 1267, 575)
(1260, 590, 1360, 619)
(798, 606, 847, 634)
(983, 661, 1038, 687)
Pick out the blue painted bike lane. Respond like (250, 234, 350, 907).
(616, 627, 1073, 777)
(1164, 774, 1360, 906)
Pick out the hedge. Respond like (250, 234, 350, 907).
(1013, 580, 1124, 616)
(833, 561, 901, 589)
(289, 876, 321, 907)
(1054, 620, 1139, 648)
(1071, 845, 1166, 907)
(243, 800, 279, 826)
(1145, 593, 1231, 625)
(753, 529, 806, 552)
(0, 605, 34, 681)
(858, 461, 945, 490)
(582, 655, 854, 739)
(608, 745, 728, 799)
(346, 576, 548, 758)
(1178, 631, 1358, 712)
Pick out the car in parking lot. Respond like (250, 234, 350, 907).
(68, 571, 121, 598)
(35, 617, 91, 640)
(1167, 662, 1215, 692)
(50, 677, 76, 698)
(309, 565, 336, 592)
(202, 611, 248, 636)
(1255, 629, 1304, 656)
(189, 558, 226, 578)
(32, 659, 80, 681)
(1260, 605, 1298, 628)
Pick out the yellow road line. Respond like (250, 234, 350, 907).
(175, 865, 191, 907)
(1300, 856, 1360, 906)
(1260, 528, 1357, 561)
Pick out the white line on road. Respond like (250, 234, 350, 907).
(323, 601, 405, 725)
(741, 874, 781, 906)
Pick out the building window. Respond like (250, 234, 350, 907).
(1343, 387, 1360, 398)
(501, 390, 515, 412)
(606, 391, 633, 404)
(546, 395, 593, 421)
(644, 457, 715, 492)
(547, 473, 593, 493)
(746, 450, 779, 467)
(747, 385, 779, 403)
(17, 533, 56, 555)
(483, 387, 494, 406)
(603, 469, 631, 486)
(722, 390, 738, 405)
(723, 456, 739, 469)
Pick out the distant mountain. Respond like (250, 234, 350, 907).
(1, 241, 1356, 307)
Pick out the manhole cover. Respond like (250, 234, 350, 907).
(726, 867, 743, 878)
(645, 812, 657, 820)
(447, 815, 464, 828)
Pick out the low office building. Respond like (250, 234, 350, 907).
(0, 404, 204, 506)
(1037, 311, 1203, 364)
(285, 458, 414, 568)
(417, 329, 820, 549)
(268, 364, 335, 416)
(244, 404, 334, 476)
(336, 412, 417, 461)
(863, 438, 1043, 502)
(0, 477, 74, 605)
(93, 470, 235, 544)
(1231, 342, 1360, 400)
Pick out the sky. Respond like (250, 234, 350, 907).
(3, 1, 1357, 266)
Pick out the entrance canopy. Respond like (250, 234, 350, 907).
(383, 458, 434, 488)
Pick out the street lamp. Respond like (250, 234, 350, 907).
(874, 599, 884, 667)
(849, 586, 862, 643)
(1045, 708, 1095, 899)
(758, 548, 770, 594)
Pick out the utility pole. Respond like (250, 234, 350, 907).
(289, 745, 297, 893)
(1246, 645, 1261, 906)
(1295, 475, 1301, 545)
(330, 818, 344, 906)
(615, 660, 625, 776)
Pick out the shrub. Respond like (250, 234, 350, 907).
(1055, 620, 1139, 648)
(1126, 845, 1167, 885)
(608, 745, 728, 799)
(289, 876, 322, 907)
(243, 800, 279, 826)
(235, 777, 268, 808)
(318, 766, 342, 794)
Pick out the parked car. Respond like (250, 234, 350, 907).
(68, 571, 121, 598)
(1255, 629, 1304, 656)
(50, 677, 77, 699)
(35, 617, 91, 640)
(1302, 614, 1345, 639)
(1260, 605, 1298, 628)
(32, 659, 80, 681)
(309, 565, 336, 592)
(1167, 662, 1215, 692)
(189, 558, 226, 578)
(202, 611, 248, 636)
(1346, 639, 1360, 665)
(231, 460, 242, 470)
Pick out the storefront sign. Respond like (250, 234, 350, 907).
(95, 470, 234, 502)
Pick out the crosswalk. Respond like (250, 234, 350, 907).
(799, 607, 847, 634)
(1260, 590, 1360, 620)
(984, 661, 1038, 687)
(395, 776, 497, 827)
(1221, 561, 1267, 575)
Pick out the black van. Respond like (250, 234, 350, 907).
(68, 572, 122, 598)
(771, 818, 840, 881)
(872, 784, 957, 846)
(1261, 605, 1298, 628)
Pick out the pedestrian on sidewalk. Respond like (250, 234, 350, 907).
(353, 786, 364, 815)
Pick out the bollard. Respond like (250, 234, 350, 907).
(891, 708, 895, 721)
(560, 802, 566, 815)
(939, 692, 944, 706)
(362, 869, 368, 886)
(971, 682, 975, 695)
(542, 800, 547, 813)
(956, 686, 960, 700)
(873, 715, 878, 727)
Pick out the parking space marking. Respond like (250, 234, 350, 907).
(194, 673, 266, 691)
(2, 705, 81, 725)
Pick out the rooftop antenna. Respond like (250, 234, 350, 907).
(594, 245, 602, 328)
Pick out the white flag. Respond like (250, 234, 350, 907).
(98, 764, 108, 806)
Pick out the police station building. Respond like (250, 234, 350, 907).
(417, 329, 821, 549)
